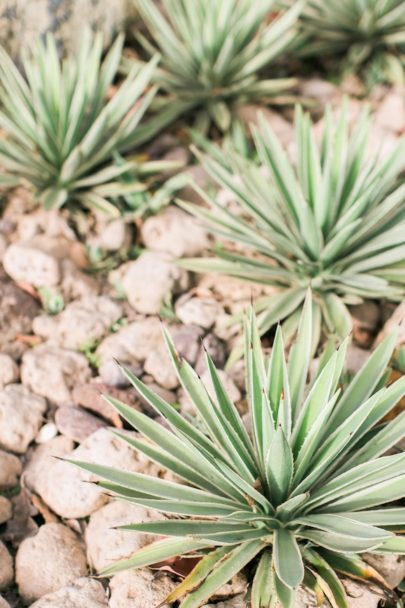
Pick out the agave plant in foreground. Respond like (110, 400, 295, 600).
(179, 103, 405, 363)
(73, 296, 405, 607)
(125, 0, 301, 133)
(291, 0, 405, 85)
(0, 31, 181, 215)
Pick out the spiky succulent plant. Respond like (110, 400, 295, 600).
(290, 0, 405, 84)
(0, 31, 180, 215)
(126, 0, 301, 133)
(73, 297, 405, 607)
(179, 104, 405, 362)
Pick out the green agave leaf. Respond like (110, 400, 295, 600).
(180, 541, 265, 608)
(287, 289, 313, 421)
(300, 530, 386, 553)
(265, 428, 293, 505)
(273, 529, 304, 589)
(329, 330, 398, 428)
(274, 570, 297, 608)
(304, 548, 348, 608)
(164, 546, 233, 604)
(344, 508, 405, 527)
(101, 536, 209, 576)
(251, 551, 273, 608)
(367, 536, 405, 555)
(318, 550, 390, 589)
(68, 459, 233, 504)
(296, 514, 393, 542)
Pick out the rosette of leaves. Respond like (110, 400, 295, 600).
(125, 0, 301, 133)
(289, 0, 405, 85)
(179, 104, 405, 363)
(0, 31, 181, 215)
(72, 297, 405, 607)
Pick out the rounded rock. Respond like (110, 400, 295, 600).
(141, 206, 209, 257)
(27, 428, 157, 519)
(32, 296, 122, 350)
(3, 243, 60, 288)
(55, 406, 107, 443)
(118, 252, 189, 315)
(21, 344, 91, 405)
(0, 449, 22, 489)
(0, 496, 12, 524)
(109, 569, 176, 608)
(0, 542, 13, 590)
(0, 384, 47, 453)
(0, 354, 19, 389)
(16, 523, 88, 603)
(29, 577, 108, 608)
(86, 501, 160, 572)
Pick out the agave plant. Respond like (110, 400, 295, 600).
(126, 0, 301, 133)
(72, 297, 405, 607)
(179, 104, 405, 362)
(290, 0, 405, 84)
(0, 31, 181, 215)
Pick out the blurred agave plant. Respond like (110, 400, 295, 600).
(289, 0, 405, 84)
(179, 104, 405, 363)
(0, 31, 181, 215)
(72, 298, 405, 607)
(125, 0, 301, 133)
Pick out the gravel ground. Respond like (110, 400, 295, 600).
(0, 81, 404, 607)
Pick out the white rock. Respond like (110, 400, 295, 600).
(0, 235, 7, 262)
(24, 435, 74, 490)
(0, 384, 47, 453)
(298, 78, 339, 105)
(204, 598, 246, 608)
(33, 296, 122, 350)
(3, 242, 60, 287)
(345, 345, 370, 375)
(341, 579, 383, 608)
(30, 577, 108, 608)
(36, 422, 58, 444)
(144, 345, 178, 389)
(86, 501, 161, 572)
(27, 428, 157, 518)
(0, 595, 11, 608)
(375, 301, 405, 347)
(96, 317, 162, 366)
(238, 105, 295, 147)
(0, 541, 13, 591)
(375, 90, 405, 134)
(363, 553, 405, 589)
(367, 125, 400, 161)
(16, 523, 88, 603)
(118, 251, 189, 314)
(60, 259, 100, 301)
(0, 354, 19, 389)
(109, 568, 176, 608)
(0, 449, 22, 489)
(21, 344, 91, 405)
(175, 295, 224, 329)
(141, 206, 209, 257)
(0, 496, 12, 524)
(99, 218, 130, 252)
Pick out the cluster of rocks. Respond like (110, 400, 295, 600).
(0, 86, 404, 606)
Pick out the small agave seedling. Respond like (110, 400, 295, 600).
(126, 0, 301, 132)
(73, 296, 405, 607)
(0, 31, 180, 215)
(179, 103, 405, 363)
(291, 0, 405, 85)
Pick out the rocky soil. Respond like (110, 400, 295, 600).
(0, 83, 404, 607)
